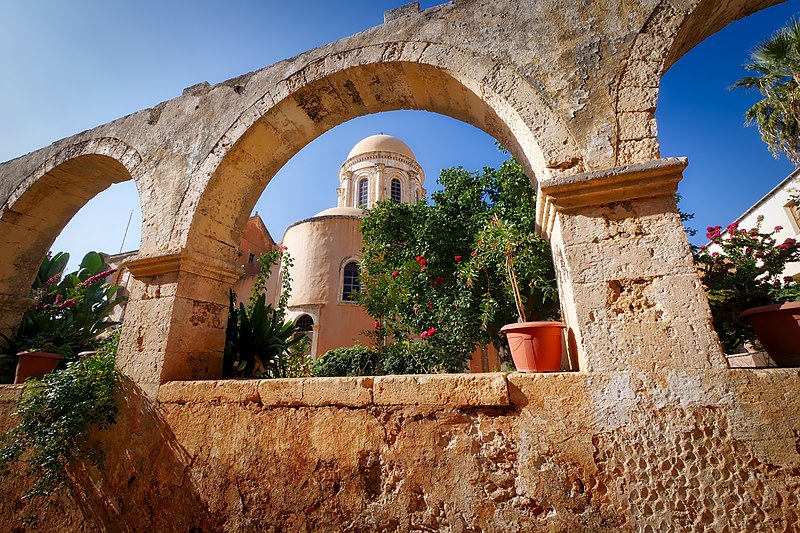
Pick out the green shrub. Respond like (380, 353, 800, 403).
(312, 345, 379, 377)
(0, 332, 120, 498)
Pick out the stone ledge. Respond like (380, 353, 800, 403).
(373, 373, 510, 407)
(158, 380, 260, 404)
(258, 377, 373, 407)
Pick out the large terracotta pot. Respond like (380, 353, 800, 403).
(740, 301, 800, 367)
(500, 321, 566, 372)
(14, 351, 64, 384)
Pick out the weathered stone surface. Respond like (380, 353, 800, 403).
(257, 376, 373, 407)
(374, 373, 509, 407)
(1, 369, 797, 531)
(0, 384, 23, 403)
(157, 379, 260, 404)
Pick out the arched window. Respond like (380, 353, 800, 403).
(342, 261, 360, 301)
(391, 178, 402, 202)
(296, 314, 314, 332)
(358, 178, 369, 208)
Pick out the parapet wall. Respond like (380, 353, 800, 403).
(1, 370, 798, 531)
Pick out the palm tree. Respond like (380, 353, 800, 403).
(733, 17, 800, 165)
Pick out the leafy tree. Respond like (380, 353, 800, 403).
(358, 154, 559, 371)
(733, 17, 800, 164)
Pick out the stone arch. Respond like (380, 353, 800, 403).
(183, 42, 585, 269)
(0, 138, 143, 329)
(613, 0, 785, 165)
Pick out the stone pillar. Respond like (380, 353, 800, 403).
(374, 163, 385, 206)
(341, 171, 354, 208)
(538, 158, 724, 372)
(116, 251, 240, 398)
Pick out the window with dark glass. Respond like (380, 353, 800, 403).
(343, 262, 360, 301)
(358, 179, 369, 208)
(391, 178, 401, 202)
(296, 314, 314, 332)
(248, 252, 255, 264)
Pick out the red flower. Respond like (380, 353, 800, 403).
(428, 301, 433, 309)
(419, 258, 427, 267)
(426, 327, 436, 337)
(415, 255, 422, 262)
(784, 238, 797, 245)
(374, 320, 381, 328)
(775, 226, 784, 231)
(455, 255, 462, 262)
(421, 330, 429, 339)
(414, 306, 419, 315)
(392, 270, 399, 277)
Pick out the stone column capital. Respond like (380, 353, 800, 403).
(124, 250, 241, 284)
(538, 157, 687, 236)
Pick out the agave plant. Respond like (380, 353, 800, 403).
(223, 290, 305, 379)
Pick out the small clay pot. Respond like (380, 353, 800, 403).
(500, 321, 566, 372)
(14, 351, 64, 383)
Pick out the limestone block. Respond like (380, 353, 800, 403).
(158, 380, 260, 404)
(618, 137, 660, 164)
(617, 85, 658, 113)
(617, 111, 658, 141)
(0, 385, 23, 403)
(257, 376, 373, 407)
(373, 373, 509, 406)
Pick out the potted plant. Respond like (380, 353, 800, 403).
(466, 215, 563, 372)
(694, 219, 800, 365)
(0, 251, 126, 383)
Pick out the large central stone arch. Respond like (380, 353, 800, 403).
(117, 43, 588, 392)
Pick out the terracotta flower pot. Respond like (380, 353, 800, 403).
(740, 302, 800, 367)
(501, 321, 566, 372)
(14, 351, 64, 384)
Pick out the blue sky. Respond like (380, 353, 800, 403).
(1, 1, 798, 268)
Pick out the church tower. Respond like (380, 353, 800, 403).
(337, 134, 426, 208)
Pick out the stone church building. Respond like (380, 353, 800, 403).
(235, 133, 427, 358)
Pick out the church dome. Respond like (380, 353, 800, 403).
(346, 134, 417, 161)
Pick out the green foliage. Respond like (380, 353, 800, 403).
(223, 248, 306, 378)
(0, 252, 126, 382)
(0, 332, 120, 499)
(732, 17, 800, 164)
(312, 345, 379, 377)
(694, 219, 800, 353)
(358, 155, 559, 371)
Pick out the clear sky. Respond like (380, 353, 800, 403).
(1, 0, 799, 269)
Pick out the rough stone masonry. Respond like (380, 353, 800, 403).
(0, 0, 797, 530)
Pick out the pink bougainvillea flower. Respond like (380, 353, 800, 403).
(727, 222, 739, 234)
(455, 255, 462, 262)
(711, 252, 719, 257)
(778, 244, 790, 250)
(775, 226, 784, 231)
(420, 330, 428, 339)
(785, 238, 797, 245)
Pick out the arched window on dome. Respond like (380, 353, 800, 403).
(296, 314, 314, 332)
(358, 178, 369, 208)
(391, 178, 402, 202)
(342, 261, 361, 301)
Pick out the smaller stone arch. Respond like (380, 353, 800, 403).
(0, 138, 144, 330)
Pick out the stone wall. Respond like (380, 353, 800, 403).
(1, 370, 798, 531)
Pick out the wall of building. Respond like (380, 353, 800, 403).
(1, 370, 798, 531)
